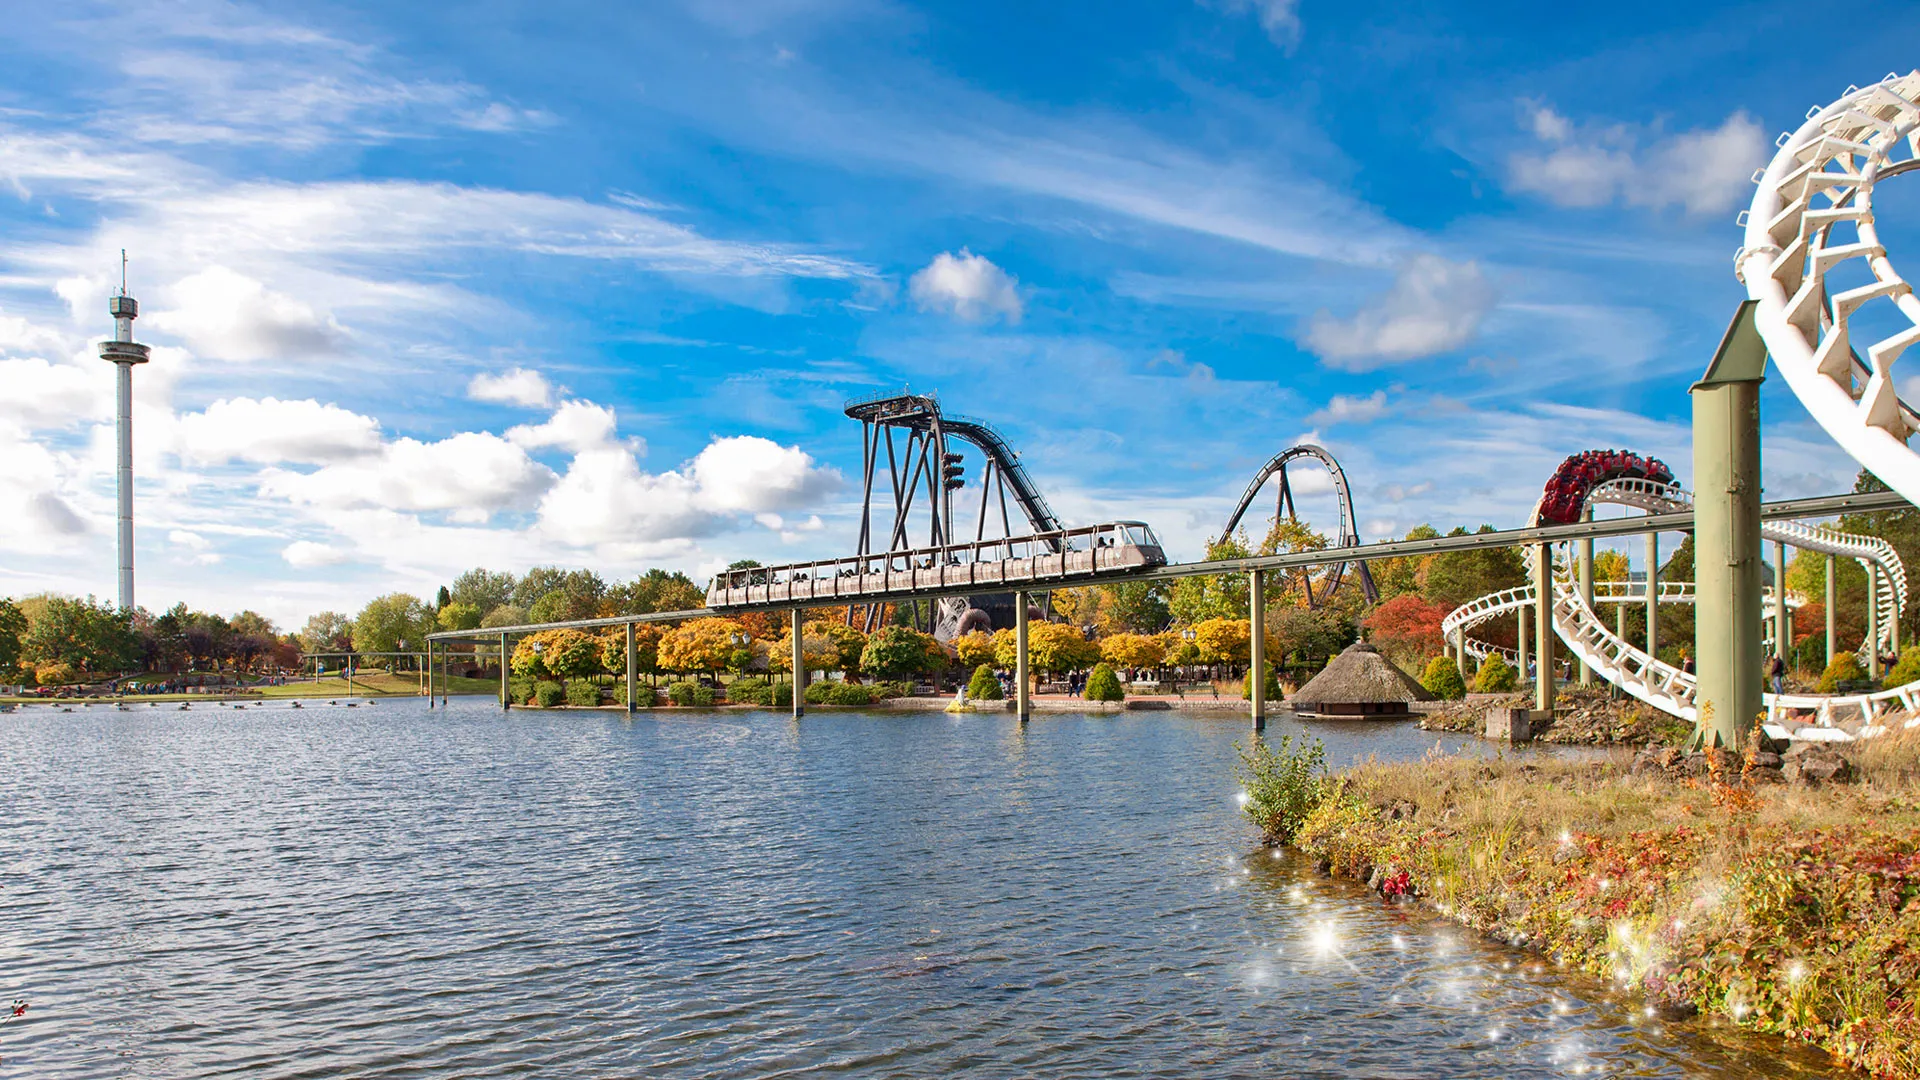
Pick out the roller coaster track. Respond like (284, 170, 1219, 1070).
(1738, 70, 1920, 504)
(1445, 477, 1912, 733)
(1220, 444, 1377, 605)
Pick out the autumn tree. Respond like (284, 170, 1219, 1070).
(1169, 535, 1253, 624)
(512, 628, 601, 680)
(1100, 631, 1165, 670)
(658, 618, 745, 675)
(1026, 621, 1099, 675)
(1192, 616, 1250, 669)
(861, 625, 939, 680)
(955, 629, 997, 669)
(1362, 595, 1449, 667)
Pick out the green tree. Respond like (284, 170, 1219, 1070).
(480, 604, 530, 629)
(450, 568, 517, 617)
(1843, 469, 1920, 643)
(1419, 526, 1525, 609)
(861, 625, 937, 679)
(609, 569, 707, 614)
(0, 598, 28, 676)
(1169, 535, 1253, 624)
(437, 601, 483, 632)
(515, 567, 607, 621)
(20, 595, 137, 674)
(1268, 606, 1352, 668)
(1370, 524, 1440, 601)
(1102, 579, 1171, 633)
(351, 594, 435, 668)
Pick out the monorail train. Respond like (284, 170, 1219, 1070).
(706, 521, 1168, 610)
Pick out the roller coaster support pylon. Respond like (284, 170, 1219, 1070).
(1691, 300, 1768, 749)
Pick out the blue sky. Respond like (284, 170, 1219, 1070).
(2, 0, 1916, 625)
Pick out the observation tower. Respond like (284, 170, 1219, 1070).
(98, 255, 150, 612)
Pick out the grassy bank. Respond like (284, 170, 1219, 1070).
(1240, 732, 1920, 1078)
(2, 672, 501, 704)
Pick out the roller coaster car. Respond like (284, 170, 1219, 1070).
(1537, 449, 1679, 525)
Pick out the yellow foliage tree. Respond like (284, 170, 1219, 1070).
(1193, 617, 1250, 666)
(1027, 621, 1099, 675)
(594, 624, 662, 676)
(657, 617, 744, 674)
(766, 621, 843, 674)
(955, 629, 997, 669)
(1101, 631, 1164, 669)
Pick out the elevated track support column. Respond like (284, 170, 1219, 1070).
(426, 642, 434, 708)
(1517, 603, 1529, 685)
(791, 608, 807, 719)
(1015, 591, 1031, 722)
(1647, 531, 1660, 660)
(625, 623, 637, 713)
(1691, 301, 1766, 749)
(1827, 554, 1837, 665)
(1532, 545, 1554, 714)
(1578, 512, 1594, 685)
(1869, 566, 1882, 679)
(1775, 540, 1790, 662)
(500, 632, 510, 711)
(1249, 569, 1266, 730)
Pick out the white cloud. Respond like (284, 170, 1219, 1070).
(909, 249, 1023, 323)
(1212, 0, 1302, 49)
(259, 432, 556, 517)
(175, 396, 382, 465)
(1505, 105, 1766, 216)
(282, 540, 349, 568)
(1305, 390, 1388, 426)
(535, 435, 841, 547)
(506, 399, 621, 454)
(686, 435, 842, 512)
(1302, 254, 1496, 369)
(146, 266, 346, 361)
(168, 529, 210, 550)
(0, 357, 102, 425)
(469, 367, 554, 408)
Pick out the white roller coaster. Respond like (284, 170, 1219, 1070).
(1439, 72, 1920, 740)
(1445, 475, 1910, 733)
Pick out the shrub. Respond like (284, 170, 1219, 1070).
(1885, 645, 1920, 688)
(1233, 733, 1327, 846)
(1815, 652, 1867, 692)
(565, 679, 600, 707)
(967, 663, 1002, 700)
(667, 681, 716, 707)
(1471, 653, 1518, 693)
(726, 677, 774, 705)
(34, 661, 78, 686)
(1420, 655, 1466, 700)
(630, 684, 656, 708)
(870, 680, 915, 699)
(806, 681, 877, 706)
(509, 676, 534, 704)
(1085, 662, 1124, 701)
(534, 680, 565, 708)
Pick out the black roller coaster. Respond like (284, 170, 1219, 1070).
(1220, 444, 1377, 606)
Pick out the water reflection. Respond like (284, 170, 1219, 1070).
(0, 700, 1843, 1078)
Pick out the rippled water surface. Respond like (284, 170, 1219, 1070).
(1, 698, 1846, 1078)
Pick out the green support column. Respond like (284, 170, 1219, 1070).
(1614, 593, 1627, 646)
(1774, 540, 1790, 661)
(791, 608, 807, 719)
(1015, 591, 1031, 722)
(1533, 544, 1555, 714)
(1249, 569, 1266, 730)
(426, 642, 433, 708)
(1578, 510, 1594, 685)
(1516, 603, 1529, 687)
(625, 622, 637, 713)
(1646, 531, 1660, 660)
(500, 631, 510, 711)
(1826, 553, 1837, 667)
(440, 643, 448, 706)
(1690, 300, 1766, 749)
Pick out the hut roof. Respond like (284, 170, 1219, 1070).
(1291, 642, 1433, 705)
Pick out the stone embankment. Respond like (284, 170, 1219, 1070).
(1419, 686, 1692, 746)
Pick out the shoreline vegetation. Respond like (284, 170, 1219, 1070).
(1237, 730, 1920, 1079)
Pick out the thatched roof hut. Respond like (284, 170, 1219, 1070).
(1290, 642, 1432, 717)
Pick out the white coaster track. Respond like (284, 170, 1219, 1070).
(1738, 71, 1920, 502)
(1444, 478, 1913, 734)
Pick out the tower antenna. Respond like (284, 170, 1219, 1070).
(120, 249, 127, 297)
